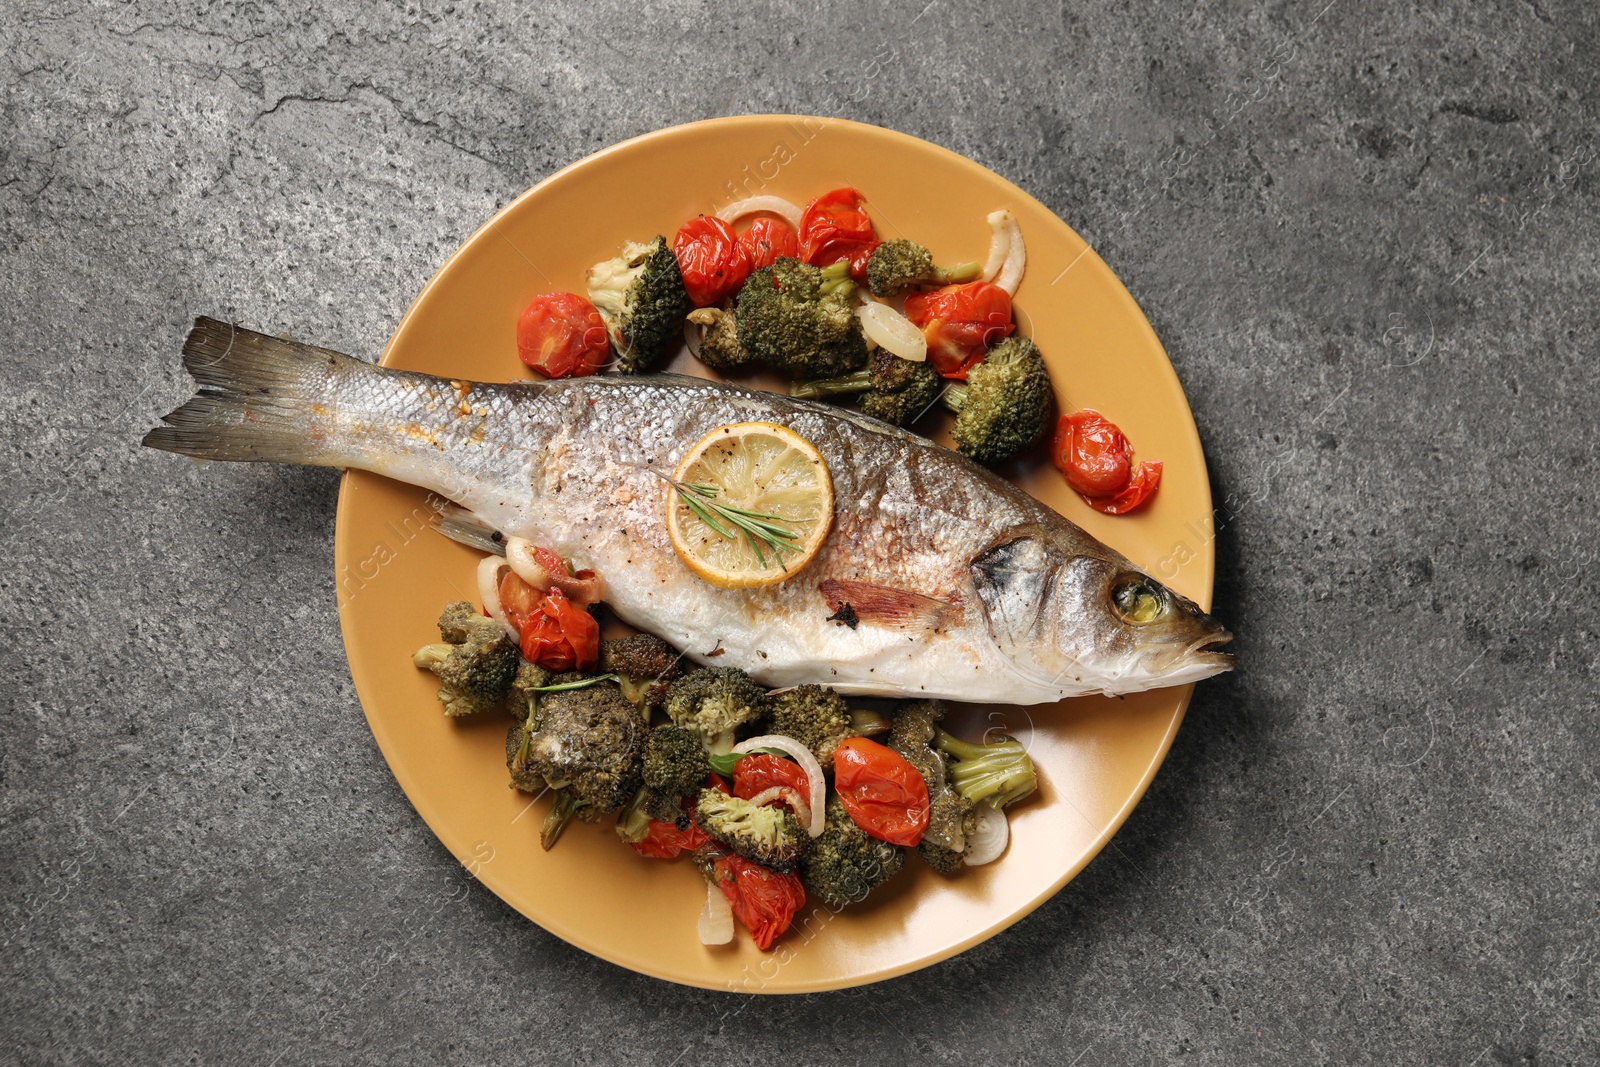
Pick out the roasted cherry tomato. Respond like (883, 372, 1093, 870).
(1087, 460, 1163, 515)
(737, 216, 800, 271)
(712, 854, 806, 951)
(628, 819, 701, 859)
(629, 814, 711, 859)
(499, 573, 599, 672)
(732, 754, 811, 814)
(1051, 409, 1163, 515)
(903, 282, 1015, 379)
(515, 292, 610, 378)
(674, 216, 752, 307)
(798, 187, 880, 281)
(1052, 410, 1132, 497)
(832, 737, 930, 846)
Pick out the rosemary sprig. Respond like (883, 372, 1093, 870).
(667, 477, 812, 569)
(528, 673, 621, 693)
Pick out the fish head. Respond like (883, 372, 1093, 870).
(971, 536, 1234, 695)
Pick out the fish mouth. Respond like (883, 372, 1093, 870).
(1179, 628, 1236, 672)
(1186, 629, 1234, 657)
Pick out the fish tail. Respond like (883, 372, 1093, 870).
(142, 317, 361, 464)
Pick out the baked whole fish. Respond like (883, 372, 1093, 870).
(145, 318, 1233, 703)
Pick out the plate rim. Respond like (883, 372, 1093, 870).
(333, 114, 1212, 992)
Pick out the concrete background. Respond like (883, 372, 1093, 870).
(3, 0, 1596, 1063)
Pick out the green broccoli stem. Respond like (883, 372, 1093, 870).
(934, 730, 1037, 809)
(517, 691, 540, 729)
(411, 643, 453, 672)
(849, 708, 891, 737)
(788, 369, 875, 400)
(511, 723, 538, 781)
(541, 790, 585, 850)
(818, 259, 855, 297)
(940, 383, 970, 414)
(615, 786, 654, 843)
(936, 261, 983, 284)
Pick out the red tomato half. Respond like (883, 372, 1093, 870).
(903, 282, 1015, 379)
(798, 187, 880, 281)
(712, 854, 806, 951)
(732, 754, 811, 814)
(832, 737, 930, 846)
(737, 216, 800, 271)
(499, 574, 599, 672)
(674, 216, 752, 307)
(515, 292, 609, 378)
(1086, 460, 1163, 515)
(1052, 410, 1133, 497)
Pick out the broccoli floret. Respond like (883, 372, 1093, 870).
(942, 336, 1054, 465)
(687, 307, 758, 373)
(790, 349, 941, 427)
(436, 600, 486, 644)
(600, 633, 687, 710)
(766, 684, 855, 768)
(640, 724, 708, 823)
(917, 838, 968, 875)
(888, 700, 974, 862)
(860, 355, 941, 426)
(521, 679, 647, 815)
(735, 257, 867, 379)
(694, 789, 810, 872)
(799, 796, 906, 907)
(643, 724, 707, 796)
(664, 667, 769, 752)
(865, 239, 981, 297)
(935, 729, 1038, 809)
(586, 236, 692, 373)
(411, 601, 520, 717)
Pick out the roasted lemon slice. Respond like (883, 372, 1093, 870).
(667, 422, 833, 589)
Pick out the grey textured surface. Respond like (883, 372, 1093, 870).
(3, 0, 1596, 1063)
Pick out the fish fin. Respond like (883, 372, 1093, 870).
(142, 317, 357, 464)
(818, 579, 962, 631)
(430, 505, 506, 555)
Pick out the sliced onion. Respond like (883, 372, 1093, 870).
(477, 555, 519, 639)
(683, 318, 704, 360)
(550, 568, 603, 607)
(984, 209, 1027, 295)
(733, 735, 826, 838)
(504, 537, 552, 591)
(505, 538, 603, 606)
(963, 804, 1009, 865)
(746, 786, 811, 831)
(698, 879, 734, 945)
(716, 195, 802, 229)
(980, 209, 1013, 280)
(995, 241, 1026, 295)
(857, 301, 927, 362)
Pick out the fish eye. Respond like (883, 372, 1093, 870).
(1111, 574, 1169, 625)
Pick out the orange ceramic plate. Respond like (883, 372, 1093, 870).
(334, 116, 1217, 992)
